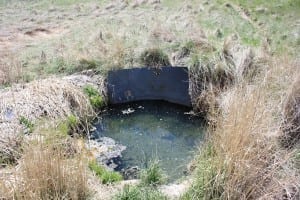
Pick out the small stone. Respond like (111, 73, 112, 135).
(122, 166, 140, 180)
(255, 7, 268, 13)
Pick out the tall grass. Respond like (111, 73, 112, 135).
(115, 185, 167, 200)
(1, 134, 89, 200)
(183, 56, 300, 199)
(140, 160, 166, 187)
(0, 56, 23, 86)
(281, 75, 300, 148)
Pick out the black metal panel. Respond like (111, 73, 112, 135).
(107, 67, 191, 107)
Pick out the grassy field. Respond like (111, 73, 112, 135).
(0, 0, 299, 199)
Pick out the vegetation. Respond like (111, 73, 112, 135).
(280, 76, 300, 148)
(0, 135, 23, 167)
(88, 160, 123, 184)
(140, 160, 166, 187)
(67, 114, 78, 127)
(182, 58, 300, 199)
(115, 185, 167, 200)
(115, 160, 166, 200)
(0, 131, 89, 199)
(0, 0, 299, 199)
(83, 85, 105, 109)
(19, 116, 34, 134)
(139, 48, 171, 67)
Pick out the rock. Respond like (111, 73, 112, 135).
(122, 166, 140, 180)
(159, 179, 191, 199)
(255, 7, 268, 13)
(86, 137, 126, 170)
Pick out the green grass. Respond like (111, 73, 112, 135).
(115, 159, 167, 200)
(19, 116, 34, 134)
(115, 185, 167, 200)
(140, 160, 166, 187)
(88, 160, 123, 184)
(83, 85, 105, 109)
(180, 144, 223, 200)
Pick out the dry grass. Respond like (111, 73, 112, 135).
(0, 76, 101, 167)
(0, 56, 23, 85)
(0, 77, 96, 136)
(281, 75, 300, 148)
(209, 86, 276, 199)
(0, 132, 89, 200)
(0, 135, 23, 167)
(183, 56, 300, 200)
(189, 52, 235, 116)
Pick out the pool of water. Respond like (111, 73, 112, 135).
(93, 101, 205, 181)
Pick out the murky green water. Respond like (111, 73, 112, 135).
(94, 101, 205, 181)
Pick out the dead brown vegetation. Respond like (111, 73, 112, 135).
(0, 135, 89, 200)
(0, 56, 23, 85)
(281, 75, 300, 148)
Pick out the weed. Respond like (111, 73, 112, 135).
(88, 160, 123, 184)
(115, 185, 167, 200)
(19, 116, 34, 134)
(140, 160, 165, 187)
(139, 48, 170, 67)
(83, 85, 105, 109)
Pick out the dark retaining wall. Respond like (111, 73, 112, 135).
(107, 67, 191, 107)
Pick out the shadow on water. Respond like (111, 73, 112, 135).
(92, 100, 205, 182)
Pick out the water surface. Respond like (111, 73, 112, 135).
(94, 101, 205, 181)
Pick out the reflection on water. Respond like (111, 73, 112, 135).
(94, 101, 205, 181)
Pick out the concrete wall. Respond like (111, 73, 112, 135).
(107, 67, 191, 107)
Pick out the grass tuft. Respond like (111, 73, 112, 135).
(83, 85, 105, 109)
(19, 116, 34, 134)
(4, 135, 90, 199)
(280, 75, 300, 148)
(115, 185, 167, 200)
(88, 160, 123, 184)
(140, 160, 165, 187)
(139, 48, 171, 67)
